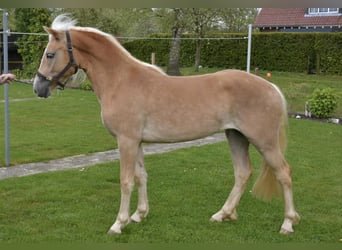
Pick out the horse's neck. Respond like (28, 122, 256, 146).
(73, 30, 135, 99)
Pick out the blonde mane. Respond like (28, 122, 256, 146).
(51, 14, 166, 75)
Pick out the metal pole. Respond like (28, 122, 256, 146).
(247, 24, 252, 73)
(3, 10, 10, 166)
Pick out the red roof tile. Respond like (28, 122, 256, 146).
(254, 8, 342, 28)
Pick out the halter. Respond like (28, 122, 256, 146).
(36, 30, 78, 90)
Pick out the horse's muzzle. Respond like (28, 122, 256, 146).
(33, 75, 51, 98)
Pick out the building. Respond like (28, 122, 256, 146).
(254, 8, 342, 32)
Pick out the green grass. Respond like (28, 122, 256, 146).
(0, 119, 341, 243)
(0, 83, 115, 166)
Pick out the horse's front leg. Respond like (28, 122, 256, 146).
(108, 136, 140, 234)
(131, 145, 149, 223)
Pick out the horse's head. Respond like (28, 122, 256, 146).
(33, 27, 78, 98)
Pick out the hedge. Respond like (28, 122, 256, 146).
(122, 32, 342, 74)
(314, 33, 342, 74)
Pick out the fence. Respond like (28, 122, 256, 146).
(2, 30, 342, 75)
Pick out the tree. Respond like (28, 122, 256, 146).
(218, 8, 258, 32)
(165, 9, 186, 76)
(186, 9, 221, 71)
(162, 8, 258, 74)
(14, 8, 51, 77)
(0, 9, 16, 30)
(64, 8, 162, 37)
(186, 8, 258, 71)
(64, 9, 120, 34)
(114, 9, 161, 37)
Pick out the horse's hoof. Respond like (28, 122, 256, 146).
(210, 209, 237, 222)
(108, 228, 121, 235)
(108, 222, 123, 234)
(279, 227, 294, 234)
(131, 214, 142, 223)
(280, 217, 297, 235)
(210, 213, 223, 222)
(131, 208, 149, 223)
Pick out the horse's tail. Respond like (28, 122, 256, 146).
(252, 85, 287, 201)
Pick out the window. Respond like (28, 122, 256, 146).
(308, 8, 339, 15)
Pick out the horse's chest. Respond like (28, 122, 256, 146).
(100, 106, 144, 138)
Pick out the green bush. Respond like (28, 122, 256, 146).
(79, 81, 93, 91)
(308, 88, 338, 118)
(14, 8, 50, 78)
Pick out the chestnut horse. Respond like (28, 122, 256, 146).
(33, 15, 300, 234)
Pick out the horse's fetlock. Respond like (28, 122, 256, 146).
(222, 208, 238, 221)
(287, 211, 300, 225)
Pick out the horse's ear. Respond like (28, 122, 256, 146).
(43, 26, 62, 41)
(43, 26, 49, 33)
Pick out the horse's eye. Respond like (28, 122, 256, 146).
(46, 52, 55, 59)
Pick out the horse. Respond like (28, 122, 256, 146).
(33, 14, 300, 235)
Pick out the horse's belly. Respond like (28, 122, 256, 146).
(141, 116, 232, 143)
(142, 129, 216, 143)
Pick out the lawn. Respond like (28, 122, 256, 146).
(0, 83, 115, 166)
(0, 119, 341, 243)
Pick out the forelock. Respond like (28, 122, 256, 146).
(51, 14, 77, 31)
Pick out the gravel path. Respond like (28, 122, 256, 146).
(0, 133, 226, 180)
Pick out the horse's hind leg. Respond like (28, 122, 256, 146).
(211, 129, 252, 222)
(131, 145, 149, 223)
(261, 149, 300, 234)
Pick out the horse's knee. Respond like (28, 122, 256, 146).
(121, 180, 134, 194)
(134, 167, 147, 185)
(235, 168, 252, 186)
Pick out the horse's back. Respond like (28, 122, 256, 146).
(166, 69, 285, 120)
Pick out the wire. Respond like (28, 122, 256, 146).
(1, 41, 48, 45)
(117, 36, 248, 40)
(1, 31, 247, 41)
(0, 31, 48, 36)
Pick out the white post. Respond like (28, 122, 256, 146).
(2, 9, 10, 166)
(246, 24, 252, 73)
(151, 52, 156, 65)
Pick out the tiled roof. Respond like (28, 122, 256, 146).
(254, 8, 342, 28)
